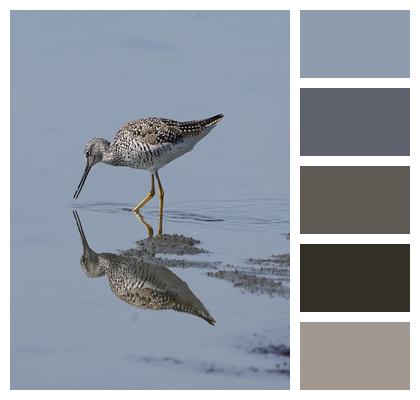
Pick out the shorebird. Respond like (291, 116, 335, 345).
(73, 114, 224, 215)
(73, 210, 216, 325)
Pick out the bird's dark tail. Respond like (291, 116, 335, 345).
(179, 114, 224, 135)
(200, 114, 224, 128)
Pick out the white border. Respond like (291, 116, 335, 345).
(301, 78, 411, 88)
(300, 157, 410, 166)
(3, 0, 419, 398)
(295, 1, 417, 397)
(289, 6, 300, 393)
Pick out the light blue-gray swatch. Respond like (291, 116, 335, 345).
(301, 10, 410, 78)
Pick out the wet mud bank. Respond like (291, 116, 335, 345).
(118, 234, 290, 299)
(208, 254, 290, 298)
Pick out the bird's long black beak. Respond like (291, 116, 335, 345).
(72, 210, 103, 280)
(72, 210, 89, 251)
(73, 161, 91, 199)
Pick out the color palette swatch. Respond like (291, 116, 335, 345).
(299, 9, 410, 390)
(300, 244, 410, 312)
(300, 323, 410, 389)
(300, 166, 410, 234)
(300, 10, 410, 77)
(300, 88, 410, 156)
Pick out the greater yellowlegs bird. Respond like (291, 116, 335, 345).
(73, 211, 215, 325)
(73, 114, 224, 215)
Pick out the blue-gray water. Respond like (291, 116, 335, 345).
(11, 11, 290, 389)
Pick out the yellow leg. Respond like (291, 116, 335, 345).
(132, 174, 155, 213)
(134, 211, 154, 238)
(155, 171, 164, 235)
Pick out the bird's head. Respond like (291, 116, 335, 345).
(73, 211, 105, 278)
(80, 252, 104, 278)
(73, 137, 110, 199)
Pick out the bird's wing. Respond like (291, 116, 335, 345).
(117, 118, 192, 146)
(117, 115, 223, 146)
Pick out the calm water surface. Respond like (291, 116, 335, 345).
(11, 11, 289, 389)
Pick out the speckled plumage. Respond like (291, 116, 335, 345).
(73, 211, 215, 325)
(106, 114, 224, 171)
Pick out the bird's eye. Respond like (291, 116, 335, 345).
(86, 151, 90, 157)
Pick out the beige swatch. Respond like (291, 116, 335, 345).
(301, 322, 410, 389)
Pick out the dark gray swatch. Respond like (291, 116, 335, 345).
(301, 10, 410, 77)
(301, 88, 410, 156)
(301, 322, 410, 389)
(300, 166, 410, 234)
(300, 244, 410, 312)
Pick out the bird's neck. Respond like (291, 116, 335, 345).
(101, 146, 122, 166)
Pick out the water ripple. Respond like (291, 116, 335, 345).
(73, 198, 289, 231)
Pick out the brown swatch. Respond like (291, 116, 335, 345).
(300, 244, 410, 312)
(300, 322, 410, 389)
(301, 166, 410, 234)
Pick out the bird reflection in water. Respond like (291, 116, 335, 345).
(134, 210, 157, 238)
(73, 210, 215, 325)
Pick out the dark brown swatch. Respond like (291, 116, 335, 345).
(300, 166, 410, 234)
(300, 244, 410, 312)
(301, 322, 410, 390)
